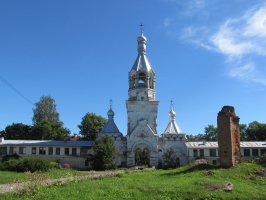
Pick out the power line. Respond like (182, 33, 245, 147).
(0, 76, 34, 105)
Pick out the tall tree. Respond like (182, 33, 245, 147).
(204, 124, 217, 141)
(32, 95, 60, 125)
(31, 120, 70, 140)
(239, 124, 248, 141)
(245, 121, 266, 141)
(78, 112, 107, 140)
(1, 123, 32, 140)
(88, 135, 117, 170)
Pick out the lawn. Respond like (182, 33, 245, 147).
(0, 163, 265, 199)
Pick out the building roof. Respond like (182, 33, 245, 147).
(186, 141, 266, 148)
(162, 105, 182, 135)
(0, 140, 93, 147)
(100, 108, 122, 134)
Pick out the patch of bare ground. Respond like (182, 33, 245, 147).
(207, 183, 234, 192)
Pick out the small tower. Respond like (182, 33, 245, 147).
(160, 101, 187, 166)
(98, 100, 122, 140)
(217, 106, 241, 167)
(162, 101, 183, 135)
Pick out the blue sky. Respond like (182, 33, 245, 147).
(1, 0, 266, 136)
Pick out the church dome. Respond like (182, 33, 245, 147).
(107, 109, 115, 117)
(169, 109, 176, 119)
(137, 32, 147, 43)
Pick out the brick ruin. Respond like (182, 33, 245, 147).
(217, 106, 241, 167)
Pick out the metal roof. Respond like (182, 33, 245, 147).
(100, 108, 122, 134)
(185, 141, 266, 148)
(130, 31, 154, 73)
(0, 140, 93, 147)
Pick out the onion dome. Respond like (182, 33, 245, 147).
(137, 31, 147, 55)
(107, 109, 115, 118)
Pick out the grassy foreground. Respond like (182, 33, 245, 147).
(0, 162, 265, 199)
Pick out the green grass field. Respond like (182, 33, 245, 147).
(0, 163, 265, 199)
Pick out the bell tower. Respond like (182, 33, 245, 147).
(126, 30, 159, 167)
(126, 31, 159, 135)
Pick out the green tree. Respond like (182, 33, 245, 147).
(239, 124, 248, 141)
(1, 123, 32, 140)
(88, 135, 117, 170)
(245, 121, 266, 141)
(204, 124, 217, 141)
(32, 120, 70, 140)
(162, 148, 180, 168)
(32, 95, 60, 125)
(78, 112, 107, 140)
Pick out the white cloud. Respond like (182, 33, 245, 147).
(181, 3, 266, 86)
(229, 63, 255, 78)
(228, 63, 266, 86)
(243, 6, 266, 37)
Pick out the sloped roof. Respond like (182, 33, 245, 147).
(100, 108, 121, 134)
(0, 140, 93, 147)
(185, 141, 266, 148)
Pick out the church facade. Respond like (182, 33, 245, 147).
(97, 31, 188, 168)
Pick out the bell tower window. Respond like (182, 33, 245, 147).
(138, 73, 146, 87)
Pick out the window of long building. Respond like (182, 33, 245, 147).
(9, 147, 16, 154)
(0, 147, 7, 155)
(65, 148, 69, 155)
(39, 147, 46, 155)
(72, 148, 77, 156)
(32, 147, 36, 154)
(19, 147, 26, 154)
(209, 149, 216, 157)
(48, 147, 53, 155)
(81, 147, 89, 157)
(193, 149, 198, 157)
(56, 148, 60, 155)
(200, 149, 204, 157)
(243, 149, 250, 156)
(252, 149, 259, 156)
(261, 149, 266, 156)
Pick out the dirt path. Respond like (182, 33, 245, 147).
(0, 171, 116, 194)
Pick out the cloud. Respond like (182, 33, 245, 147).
(182, 3, 266, 86)
(243, 6, 266, 37)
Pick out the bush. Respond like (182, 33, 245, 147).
(1, 157, 51, 173)
(2, 153, 20, 162)
(50, 161, 61, 169)
(63, 163, 70, 168)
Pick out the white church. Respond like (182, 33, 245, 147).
(1, 31, 266, 169)
(97, 30, 188, 168)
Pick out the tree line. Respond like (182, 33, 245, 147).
(1, 95, 265, 142)
(0, 95, 106, 141)
(187, 122, 266, 142)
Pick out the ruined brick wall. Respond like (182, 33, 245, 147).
(217, 106, 241, 167)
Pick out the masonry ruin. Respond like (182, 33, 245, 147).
(217, 106, 241, 167)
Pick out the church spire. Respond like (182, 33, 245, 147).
(128, 29, 156, 101)
(163, 101, 182, 134)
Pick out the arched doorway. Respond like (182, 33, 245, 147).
(135, 148, 150, 166)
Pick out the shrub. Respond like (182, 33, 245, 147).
(50, 162, 61, 169)
(63, 163, 70, 168)
(1, 157, 51, 172)
(2, 153, 20, 162)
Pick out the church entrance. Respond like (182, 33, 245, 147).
(134, 147, 150, 166)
